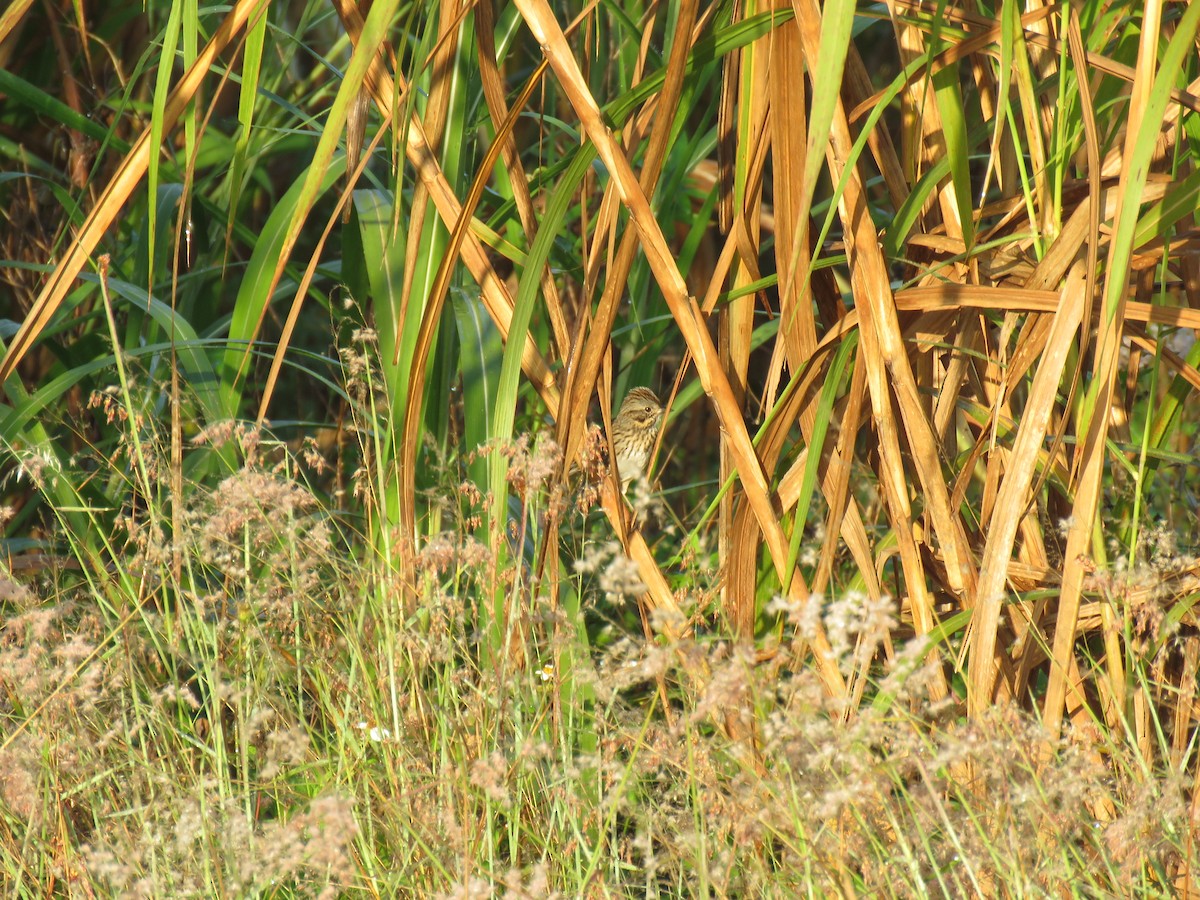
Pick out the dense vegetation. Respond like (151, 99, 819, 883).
(2, 0, 1200, 894)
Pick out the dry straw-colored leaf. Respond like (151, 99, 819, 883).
(967, 261, 1086, 715)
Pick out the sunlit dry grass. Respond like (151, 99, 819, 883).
(0, 421, 1194, 895)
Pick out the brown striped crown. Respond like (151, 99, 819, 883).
(617, 387, 663, 429)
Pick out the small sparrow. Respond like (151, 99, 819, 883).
(611, 387, 664, 487)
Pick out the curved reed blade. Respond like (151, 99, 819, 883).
(795, 0, 980, 611)
(968, 262, 1086, 716)
(0, 0, 268, 385)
